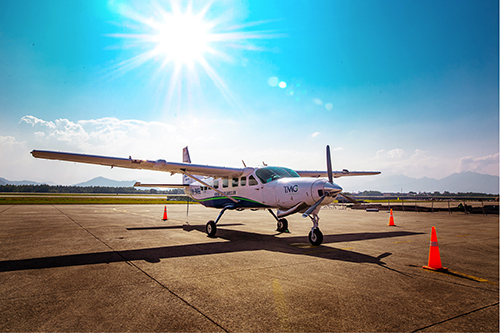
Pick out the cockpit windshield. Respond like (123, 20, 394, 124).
(255, 166, 300, 184)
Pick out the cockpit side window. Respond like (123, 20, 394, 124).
(255, 166, 300, 184)
(248, 175, 258, 186)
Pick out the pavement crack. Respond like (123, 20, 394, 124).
(411, 302, 500, 332)
(53, 205, 228, 333)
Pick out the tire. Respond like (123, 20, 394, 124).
(308, 228, 323, 246)
(206, 220, 217, 237)
(277, 218, 288, 232)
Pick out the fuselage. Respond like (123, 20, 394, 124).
(184, 166, 342, 213)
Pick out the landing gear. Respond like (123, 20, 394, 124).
(206, 220, 217, 237)
(308, 228, 323, 246)
(306, 213, 323, 246)
(276, 218, 288, 233)
(268, 209, 289, 233)
(205, 205, 234, 238)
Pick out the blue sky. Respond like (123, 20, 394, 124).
(0, 0, 498, 187)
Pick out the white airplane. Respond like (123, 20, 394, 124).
(31, 146, 380, 246)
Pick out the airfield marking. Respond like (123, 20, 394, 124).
(272, 279, 291, 332)
(423, 268, 498, 285)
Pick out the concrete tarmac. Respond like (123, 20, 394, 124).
(0, 204, 498, 332)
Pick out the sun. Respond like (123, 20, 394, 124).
(108, 1, 282, 110)
(149, 6, 213, 68)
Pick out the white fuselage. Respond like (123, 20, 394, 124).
(184, 166, 341, 214)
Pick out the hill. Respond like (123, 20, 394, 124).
(73, 177, 137, 187)
(340, 171, 499, 194)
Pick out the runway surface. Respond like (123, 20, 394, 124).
(0, 204, 498, 332)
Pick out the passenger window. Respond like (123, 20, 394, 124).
(249, 175, 258, 186)
(223, 179, 229, 188)
(232, 178, 238, 187)
(241, 176, 246, 186)
(214, 180, 219, 189)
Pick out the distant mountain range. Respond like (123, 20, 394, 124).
(339, 171, 499, 194)
(0, 177, 54, 186)
(1, 172, 498, 194)
(73, 177, 137, 187)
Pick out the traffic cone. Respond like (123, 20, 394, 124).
(162, 205, 168, 221)
(388, 209, 395, 226)
(423, 226, 447, 271)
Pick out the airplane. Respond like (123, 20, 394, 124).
(31, 146, 380, 246)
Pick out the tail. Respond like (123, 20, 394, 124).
(182, 147, 193, 185)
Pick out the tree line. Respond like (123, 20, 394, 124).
(0, 184, 185, 194)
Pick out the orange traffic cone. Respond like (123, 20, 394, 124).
(162, 205, 168, 221)
(423, 226, 447, 271)
(388, 209, 395, 226)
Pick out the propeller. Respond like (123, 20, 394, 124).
(338, 192, 360, 204)
(302, 145, 338, 217)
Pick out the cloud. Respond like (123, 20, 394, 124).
(311, 131, 320, 138)
(372, 148, 453, 178)
(375, 148, 407, 160)
(459, 153, 499, 175)
(0, 135, 33, 180)
(15, 115, 245, 184)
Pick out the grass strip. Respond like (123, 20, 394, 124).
(0, 197, 194, 205)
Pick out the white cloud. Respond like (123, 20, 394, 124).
(459, 153, 499, 175)
(311, 131, 320, 138)
(13, 114, 270, 184)
(372, 148, 454, 179)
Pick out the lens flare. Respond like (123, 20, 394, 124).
(107, 1, 283, 113)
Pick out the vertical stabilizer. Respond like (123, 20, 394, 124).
(182, 147, 193, 185)
(183, 146, 192, 163)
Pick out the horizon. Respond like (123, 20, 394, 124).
(2, 170, 498, 194)
(0, 0, 498, 186)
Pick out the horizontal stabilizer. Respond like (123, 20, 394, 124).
(134, 182, 188, 188)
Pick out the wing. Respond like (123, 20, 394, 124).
(296, 170, 381, 178)
(31, 150, 245, 178)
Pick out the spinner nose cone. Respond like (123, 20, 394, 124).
(324, 181, 342, 195)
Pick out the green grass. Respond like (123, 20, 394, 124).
(0, 196, 195, 205)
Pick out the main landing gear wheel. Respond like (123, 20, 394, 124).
(276, 218, 288, 232)
(308, 228, 323, 246)
(206, 220, 217, 237)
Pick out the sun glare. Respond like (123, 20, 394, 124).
(109, 1, 282, 111)
(151, 10, 212, 67)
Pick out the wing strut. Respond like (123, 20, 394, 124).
(181, 170, 239, 204)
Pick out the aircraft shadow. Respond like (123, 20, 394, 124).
(0, 223, 422, 273)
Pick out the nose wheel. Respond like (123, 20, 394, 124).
(306, 213, 323, 246)
(308, 227, 323, 246)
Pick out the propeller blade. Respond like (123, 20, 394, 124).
(302, 194, 327, 217)
(339, 192, 360, 204)
(326, 145, 333, 184)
